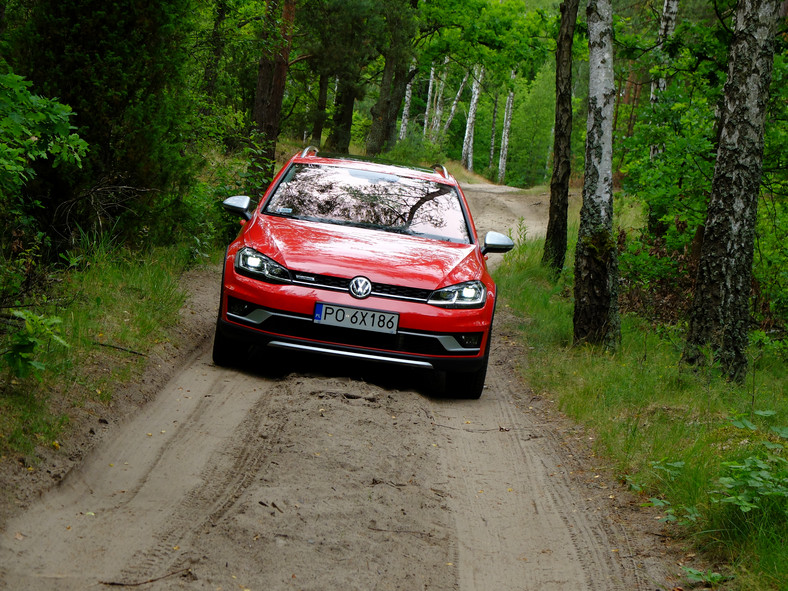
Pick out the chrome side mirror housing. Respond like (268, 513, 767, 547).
(481, 230, 515, 255)
(222, 195, 252, 221)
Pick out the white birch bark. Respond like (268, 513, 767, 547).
(442, 70, 468, 135)
(649, 0, 679, 160)
(497, 71, 516, 184)
(423, 63, 435, 137)
(399, 59, 417, 140)
(429, 56, 450, 139)
(462, 65, 484, 171)
(649, 0, 679, 104)
(572, 0, 620, 350)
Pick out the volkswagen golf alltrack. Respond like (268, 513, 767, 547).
(213, 147, 514, 398)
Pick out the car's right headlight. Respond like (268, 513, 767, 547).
(428, 280, 487, 308)
(235, 247, 292, 283)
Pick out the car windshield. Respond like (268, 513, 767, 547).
(262, 163, 471, 243)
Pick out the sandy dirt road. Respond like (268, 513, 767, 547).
(0, 185, 679, 590)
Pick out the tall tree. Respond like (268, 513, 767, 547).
(648, 0, 679, 161)
(542, 0, 580, 273)
(497, 70, 516, 184)
(253, 0, 296, 173)
(462, 65, 485, 171)
(5, 0, 197, 238)
(366, 0, 419, 155)
(573, 0, 620, 350)
(682, 0, 782, 382)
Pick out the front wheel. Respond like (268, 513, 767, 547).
(445, 351, 489, 399)
(212, 321, 244, 367)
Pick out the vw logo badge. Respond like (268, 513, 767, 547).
(349, 276, 372, 299)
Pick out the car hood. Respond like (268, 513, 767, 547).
(241, 215, 484, 289)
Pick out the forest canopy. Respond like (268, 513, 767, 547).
(1, 0, 786, 355)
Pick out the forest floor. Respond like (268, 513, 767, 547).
(0, 183, 687, 590)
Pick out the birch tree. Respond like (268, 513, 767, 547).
(441, 70, 468, 135)
(497, 70, 516, 184)
(462, 65, 484, 171)
(648, 0, 679, 161)
(683, 0, 782, 382)
(573, 0, 620, 350)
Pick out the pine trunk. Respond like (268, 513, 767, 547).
(573, 0, 620, 350)
(310, 74, 330, 146)
(324, 82, 356, 153)
(542, 0, 579, 273)
(683, 0, 781, 382)
(252, 0, 295, 174)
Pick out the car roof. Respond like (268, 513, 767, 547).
(290, 146, 458, 186)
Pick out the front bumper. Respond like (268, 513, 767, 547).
(216, 296, 490, 373)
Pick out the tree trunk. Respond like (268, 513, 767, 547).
(542, 0, 580, 273)
(683, 0, 781, 382)
(429, 56, 450, 140)
(649, 0, 679, 105)
(201, 0, 229, 104)
(367, 55, 413, 155)
(572, 0, 620, 350)
(423, 63, 435, 137)
(324, 81, 357, 153)
(497, 72, 516, 184)
(488, 93, 499, 170)
(252, 0, 296, 175)
(442, 70, 468, 135)
(462, 65, 484, 171)
(311, 73, 330, 146)
(398, 59, 417, 140)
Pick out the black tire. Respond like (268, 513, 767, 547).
(212, 320, 242, 367)
(445, 324, 493, 399)
(445, 359, 488, 399)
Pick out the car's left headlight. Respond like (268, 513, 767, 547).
(428, 281, 487, 308)
(235, 247, 292, 283)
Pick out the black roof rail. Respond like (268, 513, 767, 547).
(431, 163, 449, 178)
(300, 145, 319, 157)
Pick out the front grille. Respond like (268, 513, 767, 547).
(227, 297, 479, 357)
(291, 272, 431, 302)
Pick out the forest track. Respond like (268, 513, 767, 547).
(0, 184, 679, 590)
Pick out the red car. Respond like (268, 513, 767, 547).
(213, 148, 514, 398)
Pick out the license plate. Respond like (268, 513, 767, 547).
(313, 303, 398, 334)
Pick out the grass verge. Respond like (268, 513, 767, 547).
(494, 236, 788, 591)
(0, 241, 197, 459)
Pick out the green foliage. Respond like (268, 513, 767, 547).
(2, 310, 68, 381)
(0, 70, 88, 304)
(714, 447, 788, 517)
(495, 230, 788, 589)
(3, 0, 200, 245)
(0, 72, 88, 195)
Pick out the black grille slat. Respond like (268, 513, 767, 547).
(292, 272, 431, 302)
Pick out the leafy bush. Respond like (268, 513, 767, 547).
(2, 310, 68, 381)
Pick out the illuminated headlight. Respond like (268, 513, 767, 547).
(428, 281, 487, 308)
(235, 247, 291, 283)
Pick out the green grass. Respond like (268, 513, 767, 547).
(1, 241, 194, 457)
(494, 234, 788, 590)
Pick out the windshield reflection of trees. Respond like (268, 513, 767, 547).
(265, 165, 470, 243)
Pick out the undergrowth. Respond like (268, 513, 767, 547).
(0, 240, 195, 458)
(494, 234, 788, 591)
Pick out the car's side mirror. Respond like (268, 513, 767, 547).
(222, 195, 252, 221)
(481, 231, 515, 255)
